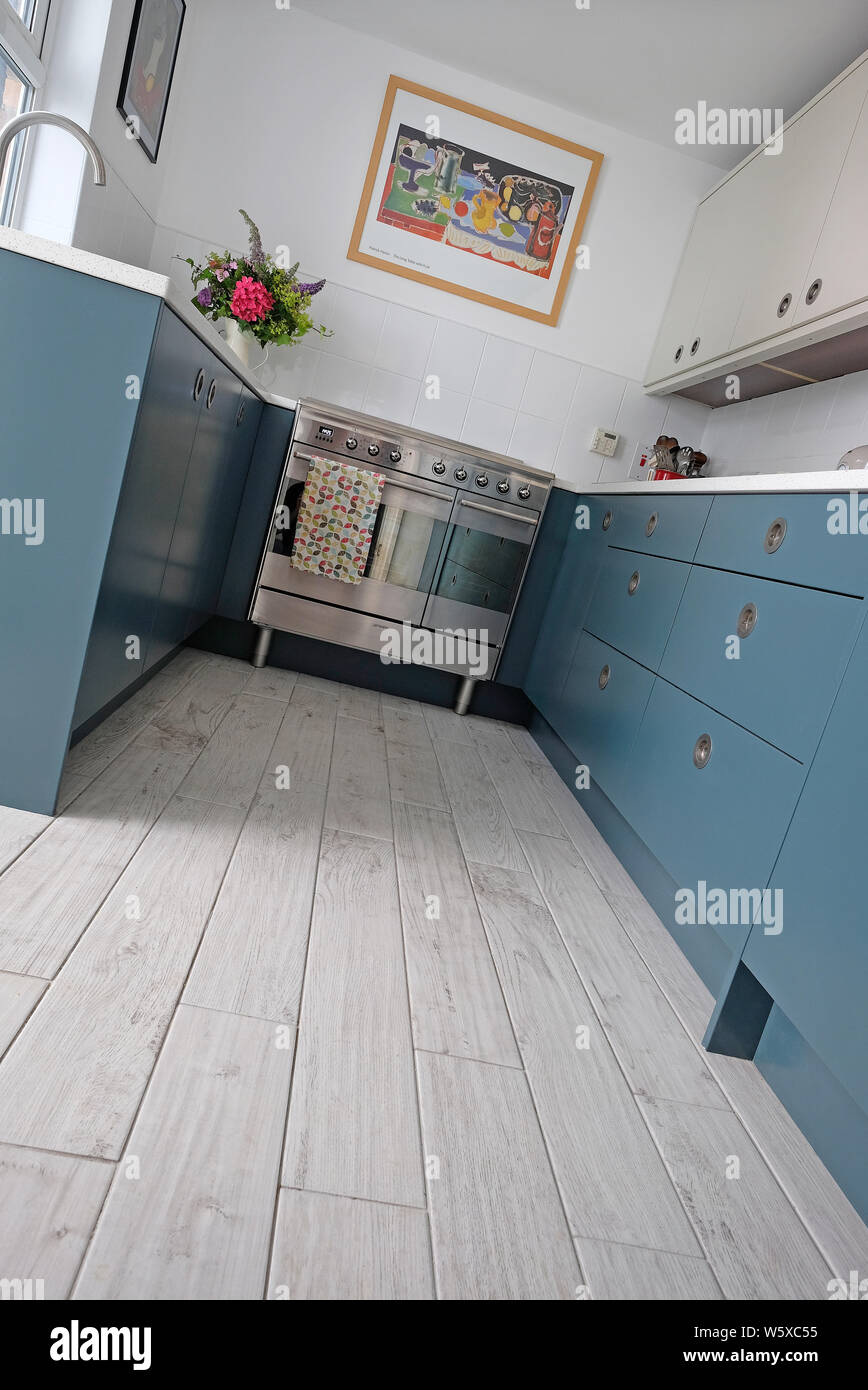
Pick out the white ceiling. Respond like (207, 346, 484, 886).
(295, 0, 868, 167)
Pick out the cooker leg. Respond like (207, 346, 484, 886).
(454, 676, 475, 716)
(252, 626, 274, 669)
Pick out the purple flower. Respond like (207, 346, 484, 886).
(296, 278, 326, 297)
(196, 286, 213, 307)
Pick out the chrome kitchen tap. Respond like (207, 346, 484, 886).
(0, 111, 106, 190)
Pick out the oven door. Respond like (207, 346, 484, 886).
(422, 494, 539, 645)
(257, 447, 454, 624)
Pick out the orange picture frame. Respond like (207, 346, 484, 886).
(348, 76, 604, 327)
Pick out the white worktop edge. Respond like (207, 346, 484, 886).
(553, 470, 868, 495)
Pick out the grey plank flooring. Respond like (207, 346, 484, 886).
(416, 1050, 581, 1300)
(0, 796, 245, 1158)
(0, 652, 863, 1300)
(269, 1189, 434, 1300)
(74, 1005, 292, 1300)
(0, 1143, 113, 1299)
(282, 830, 424, 1208)
(393, 802, 520, 1067)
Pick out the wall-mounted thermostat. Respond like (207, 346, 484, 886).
(590, 428, 619, 458)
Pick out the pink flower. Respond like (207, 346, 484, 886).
(230, 276, 274, 322)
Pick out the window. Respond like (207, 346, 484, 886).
(0, 0, 50, 225)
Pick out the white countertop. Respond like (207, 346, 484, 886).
(0, 227, 299, 411)
(578, 471, 868, 494)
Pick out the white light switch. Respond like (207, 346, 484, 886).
(590, 427, 619, 457)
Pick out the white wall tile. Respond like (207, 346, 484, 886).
(375, 304, 436, 378)
(413, 386, 469, 439)
(508, 413, 563, 472)
(473, 337, 534, 409)
(519, 351, 580, 424)
(364, 368, 420, 425)
(461, 398, 516, 455)
(260, 343, 319, 401)
(613, 381, 669, 457)
(425, 319, 486, 395)
(556, 365, 627, 482)
(311, 353, 371, 411)
(321, 287, 387, 365)
(659, 395, 710, 450)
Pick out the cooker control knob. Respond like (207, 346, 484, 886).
(389, 449, 401, 463)
(517, 484, 531, 500)
(476, 473, 489, 488)
(368, 443, 380, 456)
(454, 467, 468, 481)
(432, 461, 446, 475)
(496, 480, 510, 494)
(346, 437, 358, 450)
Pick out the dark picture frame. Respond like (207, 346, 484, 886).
(117, 0, 185, 163)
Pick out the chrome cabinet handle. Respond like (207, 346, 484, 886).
(764, 517, 787, 553)
(236, 401, 246, 427)
(627, 570, 640, 595)
(777, 292, 792, 317)
(690, 337, 701, 356)
(693, 733, 712, 769)
(458, 498, 537, 525)
(737, 602, 757, 638)
(206, 380, 217, 410)
(602, 508, 613, 531)
(805, 278, 822, 306)
(598, 664, 611, 690)
(645, 511, 659, 537)
(193, 369, 205, 401)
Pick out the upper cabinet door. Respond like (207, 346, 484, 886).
(730, 61, 868, 351)
(644, 196, 719, 385)
(793, 79, 868, 325)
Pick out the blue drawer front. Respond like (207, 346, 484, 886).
(660, 565, 863, 762)
(697, 494, 868, 596)
(625, 680, 805, 949)
(524, 496, 609, 728)
(584, 548, 691, 671)
(743, 615, 868, 1114)
(559, 632, 656, 808)
(602, 494, 712, 561)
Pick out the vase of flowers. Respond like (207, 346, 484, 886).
(185, 209, 330, 367)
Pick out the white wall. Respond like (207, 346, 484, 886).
(700, 372, 868, 476)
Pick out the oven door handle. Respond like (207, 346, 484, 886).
(292, 451, 450, 501)
(456, 498, 538, 525)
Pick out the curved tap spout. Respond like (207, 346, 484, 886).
(0, 112, 107, 189)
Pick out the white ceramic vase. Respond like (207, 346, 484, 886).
(221, 316, 253, 368)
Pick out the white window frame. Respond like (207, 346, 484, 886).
(0, 0, 51, 225)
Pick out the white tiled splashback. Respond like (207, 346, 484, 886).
(149, 225, 710, 488)
(74, 161, 156, 276)
(700, 372, 868, 476)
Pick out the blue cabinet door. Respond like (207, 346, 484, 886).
(218, 403, 293, 621)
(743, 614, 868, 1114)
(696, 493, 868, 596)
(524, 495, 610, 730)
(603, 494, 712, 561)
(72, 306, 204, 728)
(659, 563, 863, 762)
(558, 631, 656, 808)
(625, 679, 806, 952)
(584, 547, 691, 671)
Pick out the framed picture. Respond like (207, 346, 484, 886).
(117, 0, 186, 164)
(349, 76, 604, 326)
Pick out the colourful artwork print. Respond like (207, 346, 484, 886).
(290, 458, 386, 585)
(376, 124, 575, 279)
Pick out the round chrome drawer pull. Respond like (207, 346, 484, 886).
(598, 664, 611, 690)
(602, 509, 613, 531)
(645, 511, 659, 537)
(674, 344, 684, 363)
(193, 369, 205, 401)
(777, 292, 792, 317)
(764, 517, 787, 553)
(693, 733, 712, 770)
(627, 570, 640, 596)
(690, 337, 701, 356)
(737, 602, 758, 638)
(805, 278, 822, 306)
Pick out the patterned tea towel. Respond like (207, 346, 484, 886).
(290, 456, 386, 584)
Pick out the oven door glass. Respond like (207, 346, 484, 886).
(422, 496, 538, 645)
(260, 451, 453, 624)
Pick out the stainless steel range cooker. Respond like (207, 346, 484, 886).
(249, 399, 553, 710)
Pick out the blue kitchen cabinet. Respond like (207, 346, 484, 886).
(659, 563, 863, 762)
(218, 403, 295, 621)
(583, 547, 692, 671)
(696, 493, 868, 596)
(621, 679, 806, 952)
(742, 613, 868, 1115)
(558, 631, 656, 808)
(72, 307, 208, 727)
(602, 494, 712, 561)
(0, 249, 160, 812)
(523, 495, 610, 731)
